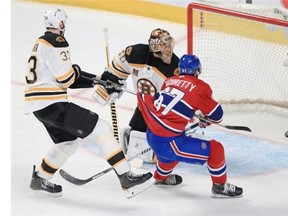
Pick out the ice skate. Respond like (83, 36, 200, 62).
(118, 171, 155, 199)
(211, 182, 243, 198)
(155, 174, 183, 186)
(30, 165, 62, 198)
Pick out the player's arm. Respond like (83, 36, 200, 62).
(196, 84, 223, 127)
(46, 43, 95, 89)
(109, 49, 131, 80)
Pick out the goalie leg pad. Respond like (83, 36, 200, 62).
(119, 127, 131, 154)
(126, 130, 156, 163)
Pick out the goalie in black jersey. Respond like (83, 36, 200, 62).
(93, 28, 179, 164)
(25, 8, 154, 198)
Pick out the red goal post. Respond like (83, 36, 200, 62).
(187, 3, 288, 115)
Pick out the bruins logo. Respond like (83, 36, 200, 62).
(56, 36, 65, 43)
(137, 78, 157, 95)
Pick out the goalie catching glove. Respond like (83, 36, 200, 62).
(92, 68, 126, 106)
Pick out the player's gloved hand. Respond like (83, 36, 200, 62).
(198, 115, 211, 128)
(100, 68, 126, 94)
(92, 68, 126, 106)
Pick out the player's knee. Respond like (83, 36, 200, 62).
(92, 118, 114, 143)
(57, 140, 79, 156)
(208, 140, 225, 167)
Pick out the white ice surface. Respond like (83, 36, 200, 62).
(10, 0, 288, 215)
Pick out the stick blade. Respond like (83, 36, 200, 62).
(59, 169, 88, 186)
(225, 125, 252, 132)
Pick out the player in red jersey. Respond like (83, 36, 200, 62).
(137, 54, 243, 198)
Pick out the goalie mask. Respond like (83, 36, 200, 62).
(148, 28, 175, 64)
(44, 8, 67, 36)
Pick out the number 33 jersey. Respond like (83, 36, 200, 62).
(137, 75, 223, 137)
(24, 32, 77, 113)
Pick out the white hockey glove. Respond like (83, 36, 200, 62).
(92, 69, 126, 106)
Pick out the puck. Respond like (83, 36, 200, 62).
(285, 131, 288, 138)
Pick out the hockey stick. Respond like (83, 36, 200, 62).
(59, 147, 152, 186)
(103, 28, 120, 141)
(194, 113, 252, 132)
(59, 123, 199, 186)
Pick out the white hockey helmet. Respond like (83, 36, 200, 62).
(44, 8, 67, 36)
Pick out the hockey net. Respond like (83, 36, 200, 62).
(187, 3, 288, 116)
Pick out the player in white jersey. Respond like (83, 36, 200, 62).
(25, 8, 153, 198)
(94, 28, 179, 163)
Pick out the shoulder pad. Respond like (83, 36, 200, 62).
(125, 44, 149, 64)
(39, 32, 69, 48)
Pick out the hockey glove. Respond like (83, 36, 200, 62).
(92, 84, 120, 106)
(100, 69, 126, 94)
(198, 115, 211, 128)
(92, 69, 126, 106)
(69, 64, 96, 89)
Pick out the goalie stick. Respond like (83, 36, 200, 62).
(103, 28, 120, 142)
(59, 123, 200, 186)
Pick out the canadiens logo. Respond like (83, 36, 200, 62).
(201, 142, 207, 149)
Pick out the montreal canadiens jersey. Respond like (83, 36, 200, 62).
(24, 32, 76, 113)
(110, 44, 179, 95)
(137, 75, 223, 137)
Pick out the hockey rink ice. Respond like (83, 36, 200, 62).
(10, 0, 288, 215)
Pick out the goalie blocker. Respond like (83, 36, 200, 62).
(92, 69, 126, 106)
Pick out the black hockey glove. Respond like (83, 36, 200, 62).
(100, 70, 125, 94)
(69, 64, 96, 89)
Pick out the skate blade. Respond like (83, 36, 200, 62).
(211, 193, 243, 198)
(126, 178, 156, 199)
(29, 189, 62, 198)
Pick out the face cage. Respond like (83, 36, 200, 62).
(150, 37, 175, 64)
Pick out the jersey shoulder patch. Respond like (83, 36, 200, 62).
(39, 32, 69, 48)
